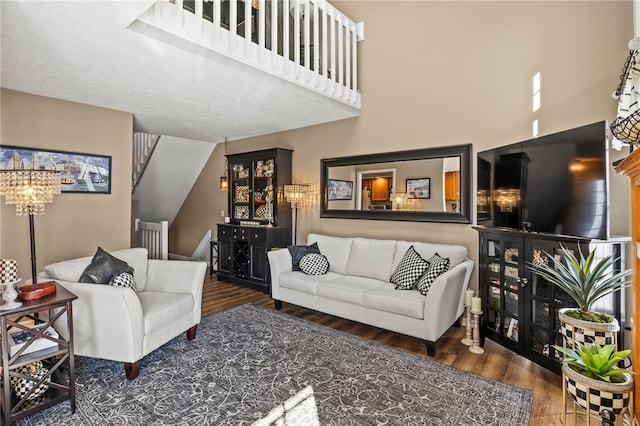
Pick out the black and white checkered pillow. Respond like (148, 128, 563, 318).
(299, 253, 330, 275)
(108, 272, 137, 293)
(416, 253, 450, 295)
(390, 246, 430, 290)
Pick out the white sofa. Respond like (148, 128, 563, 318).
(268, 233, 474, 355)
(38, 248, 207, 379)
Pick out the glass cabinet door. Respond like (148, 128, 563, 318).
(229, 158, 276, 224)
(225, 148, 291, 228)
(251, 158, 275, 223)
(230, 161, 251, 221)
(483, 234, 523, 350)
(524, 240, 579, 365)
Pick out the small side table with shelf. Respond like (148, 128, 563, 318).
(0, 284, 77, 425)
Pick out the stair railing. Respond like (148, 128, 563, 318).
(139, 0, 363, 108)
(132, 132, 161, 193)
(134, 218, 169, 260)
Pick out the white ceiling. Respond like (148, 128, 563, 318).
(1, 0, 360, 144)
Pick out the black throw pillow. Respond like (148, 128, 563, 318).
(78, 247, 135, 284)
(288, 242, 321, 271)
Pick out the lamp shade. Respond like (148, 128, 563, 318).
(0, 170, 61, 215)
(284, 184, 310, 207)
(220, 176, 229, 191)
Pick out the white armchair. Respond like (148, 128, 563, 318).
(38, 248, 207, 380)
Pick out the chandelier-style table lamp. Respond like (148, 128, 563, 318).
(284, 184, 310, 245)
(0, 169, 61, 285)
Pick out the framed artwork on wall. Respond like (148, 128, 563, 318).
(0, 145, 112, 194)
(328, 179, 353, 201)
(406, 178, 430, 199)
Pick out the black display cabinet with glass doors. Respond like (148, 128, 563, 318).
(217, 148, 293, 293)
(475, 227, 626, 373)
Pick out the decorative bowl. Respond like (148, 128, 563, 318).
(18, 282, 56, 301)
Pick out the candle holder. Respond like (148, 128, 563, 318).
(469, 309, 484, 354)
(0, 279, 22, 311)
(461, 305, 473, 346)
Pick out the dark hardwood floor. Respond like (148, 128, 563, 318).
(201, 276, 570, 426)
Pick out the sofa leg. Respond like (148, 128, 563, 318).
(186, 324, 198, 340)
(124, 360, 141, 380)
(425, 341, 436, 357)
(274, 300, 283, 310)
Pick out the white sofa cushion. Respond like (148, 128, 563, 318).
(307, 233, 353, 275)
(44, 256, 92, 282)
(317, 276, 384, 305)
(346, 238, 397, 281)
(394, 241, 467, 271)
(363, 284, 425, 320)
(279, 271, 341, 295)
(138, 291, 194, 334)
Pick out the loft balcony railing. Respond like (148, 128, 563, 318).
(134, 0, 363, 108)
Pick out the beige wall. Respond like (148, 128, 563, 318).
(171, 1, 633, 292)
(0, 89, 133, 280)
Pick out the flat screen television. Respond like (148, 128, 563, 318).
(477, 121, 610, 240)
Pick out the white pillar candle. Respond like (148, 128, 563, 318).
(471, 296, 482, 313)
(465, 289, 474, 306)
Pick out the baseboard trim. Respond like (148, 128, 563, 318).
(168, 253, 191, 261)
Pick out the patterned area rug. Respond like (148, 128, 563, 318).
(18, 304, 533, 425)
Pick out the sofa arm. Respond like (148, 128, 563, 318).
(422, 259, 474, 342)
(48, 279, 145, 363)
(267, 248, 292, 300)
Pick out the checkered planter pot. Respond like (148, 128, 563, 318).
(558, 309, 619, 349)
(563, 364, 633, 417)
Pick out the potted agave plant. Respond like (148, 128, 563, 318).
(555, 342, 634, 418)
(527, 245, 632, 348)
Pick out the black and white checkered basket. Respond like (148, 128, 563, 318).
(563, 364, 632, 416)
(10, 361, 49, 400)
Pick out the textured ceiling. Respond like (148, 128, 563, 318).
(1, 0, 360, 144)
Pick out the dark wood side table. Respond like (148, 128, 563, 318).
(0, 284, 77, 425)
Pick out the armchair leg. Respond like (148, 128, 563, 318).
(274, 300, 282, 310)
(186, 324, 198, 340)
(124, 360, 141, 380)
(425, 340, 436, 357)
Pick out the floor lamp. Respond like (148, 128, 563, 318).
(284, 184, 310, 245)
(0, 169, 61, 285)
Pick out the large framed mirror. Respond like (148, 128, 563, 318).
(320, 144, 472, 223)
